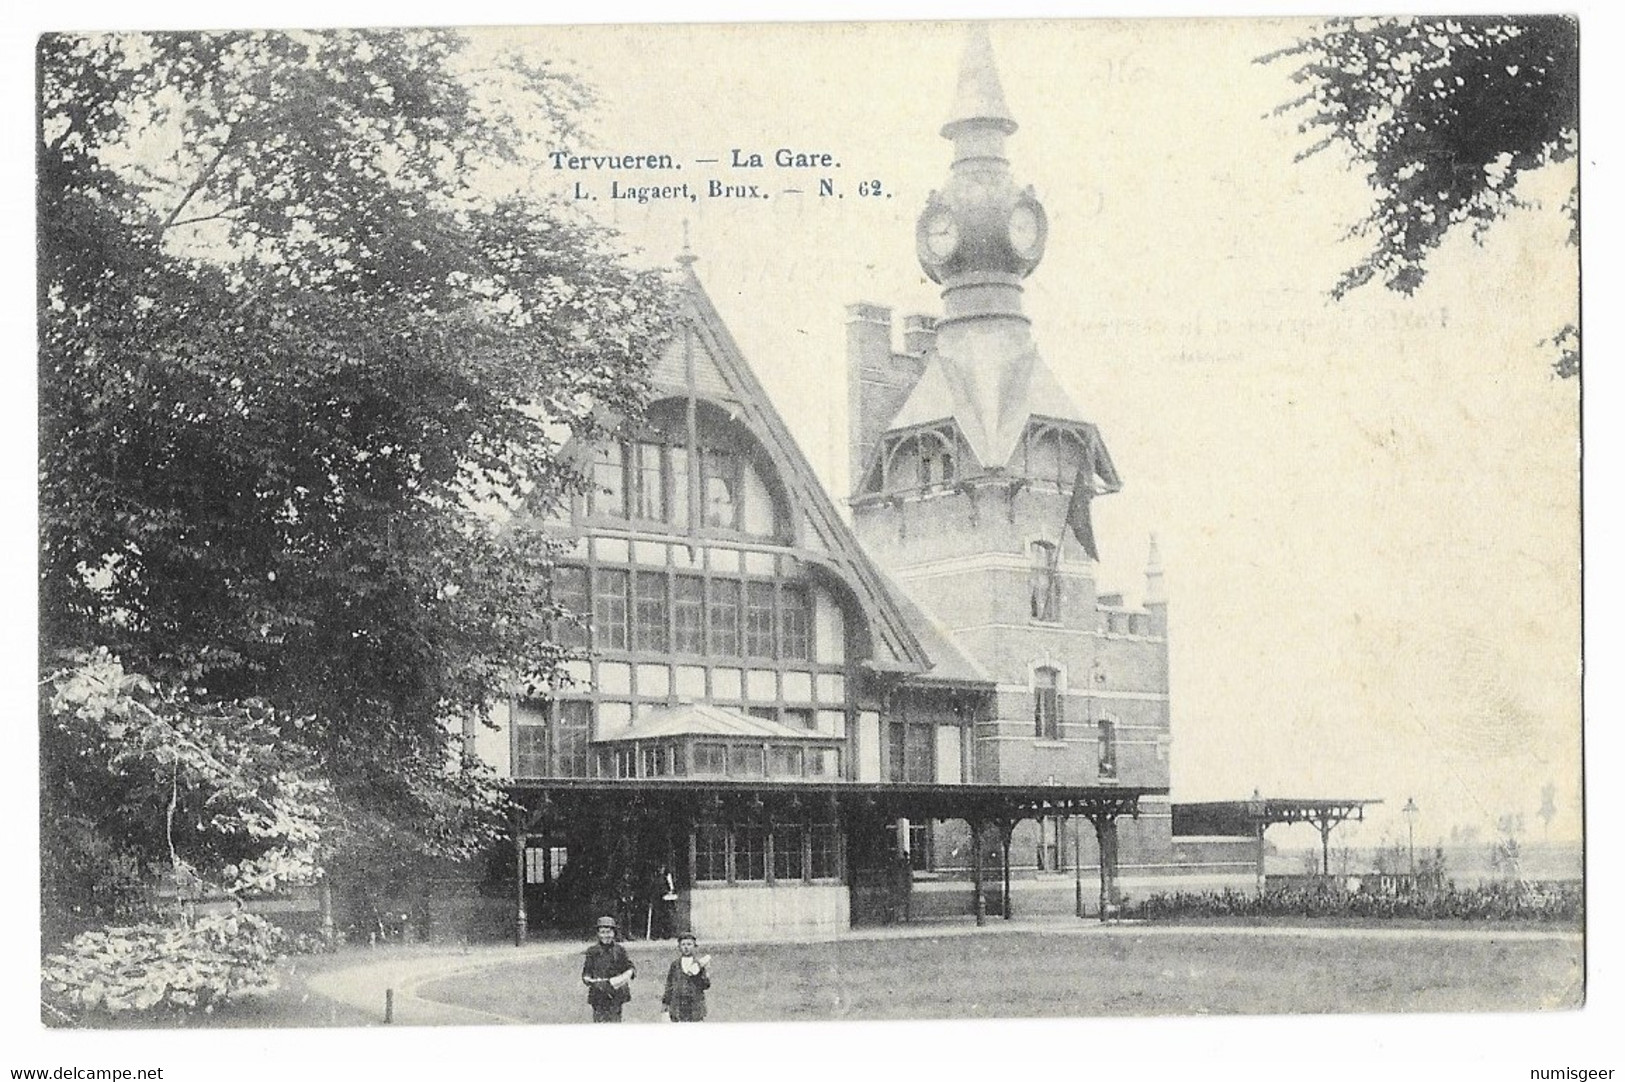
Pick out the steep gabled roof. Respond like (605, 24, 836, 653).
(673, 266, 930, 673)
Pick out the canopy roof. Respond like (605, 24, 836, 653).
(594, 701, 835, 744)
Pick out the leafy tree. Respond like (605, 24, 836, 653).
(1266, 17, 1578, 375)
(38, 29, 677, 938)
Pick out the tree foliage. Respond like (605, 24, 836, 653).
(41, 651, 328, 942)
(38, 29, 678, 937)
(42, 911, 287, 1024)
(1266, 17, 1578, 374)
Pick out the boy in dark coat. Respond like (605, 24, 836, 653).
(661, 930, 711, 1022)
(581, 915, 636, 1022)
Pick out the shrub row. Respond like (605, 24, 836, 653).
(1127, 881, 1583, 923)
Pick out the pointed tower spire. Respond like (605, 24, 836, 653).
(676, 218, 698, 269)
(1144, 533, 1167, 634)
(943, 24, 1017, 148)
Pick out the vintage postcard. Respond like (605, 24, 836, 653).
(24, 10, 1591, 1080)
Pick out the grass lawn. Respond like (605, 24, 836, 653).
(416, 927, 1584, 1024)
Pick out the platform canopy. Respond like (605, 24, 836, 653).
(1172, 797, 1381, 838)
(512, 778, 1166, 828)
(1173, 796, 1381, 878)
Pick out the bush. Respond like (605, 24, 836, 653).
(1126, 881, 1583, 923)
(41, 911, 286, 1024)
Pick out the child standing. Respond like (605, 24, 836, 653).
(661, 930, 711, 1022)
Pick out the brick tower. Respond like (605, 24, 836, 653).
(848, 26, 1173, 887)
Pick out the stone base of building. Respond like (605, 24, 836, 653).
(686, 883, 850, 940)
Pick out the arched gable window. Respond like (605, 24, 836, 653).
(1023, 424, 1089, 487)
(582, 400, 790, 542)
(878, 428, 959, 495)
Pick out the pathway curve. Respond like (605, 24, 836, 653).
(304, 918, 1582, 1027)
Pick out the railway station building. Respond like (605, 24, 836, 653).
(463, 27, 1260, 941)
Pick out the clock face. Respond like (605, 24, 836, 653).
(1008, 204, 1042, 258)
(924, 212, 960, 259)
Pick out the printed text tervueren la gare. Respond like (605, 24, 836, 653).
(550, 149, 841, 170)
(551, 152, 678, 170)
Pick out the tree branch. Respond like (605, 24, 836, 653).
(159, 126, 238, 235)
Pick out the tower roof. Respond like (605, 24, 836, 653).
(942, 24, 1017, 138)
(887, 337, 1090, 469)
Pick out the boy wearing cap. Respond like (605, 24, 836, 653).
(661, 931, 711, 1022)
(581, 915, 636, 1022)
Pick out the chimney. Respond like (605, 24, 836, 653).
(847, 303, 928, 496)
(902, 313, 939, 357)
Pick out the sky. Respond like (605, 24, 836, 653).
(469, 18, 1584, 849)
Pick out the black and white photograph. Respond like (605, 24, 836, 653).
(10, 5, 1609, 1080)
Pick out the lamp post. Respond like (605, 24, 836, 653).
(1401, 797, 1419, 880)
(1073, 817, 1084, 919)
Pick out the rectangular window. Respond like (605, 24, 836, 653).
(780, 585, 811, 660)
(693, 742, 727, 776)
(696, 825, 728, 882)
(1030, 542, 1058, 621)
(640, 745, 666, 778)
(591, 443, 627, 518)
(515, 723, 547, 778)
(613, 747, 636, 779)
(1034, 668, 1061, 739)
(806, 747, 840, 779)
(593, 569, 629, 650)
(888, 722, 907, 784)
(552, 566, 590, 649)
(701, 449, 739, 529)
(633, 571, 669, 652)
(673, 575, 705, 653)
(735, 826, 767, 881)
(731, 744, 765, 778)
(669, 447, 691, 529)
(897, 821, 931, 871)
(524, 844, 549, 884)
(745, 582, 775, 657)
(773, 825, 805, 882)
(708, 579, 741, 656)
(783, 707, 815, 731)
(905, 725, 933, 783)
(809, 823, 840, 879)
(769, 745, 804, 779)
(1098, 720, 1118, 778)
(1038, 817, 1063, 872)
(633, 442, 665, 521)
(555, 701, 591, 778)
